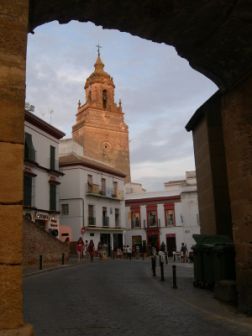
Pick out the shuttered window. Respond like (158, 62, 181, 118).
(50, 145, 56, 170)
(24, 175, 32, 206)
(25, 133, 36, 161)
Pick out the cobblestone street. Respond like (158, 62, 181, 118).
(24, 259, 252, 336)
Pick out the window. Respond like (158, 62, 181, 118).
(165, 209, 175, 226)
(102, 89, 107, 109)
(50, 145, 56, 170)
(112, 181, 118, 197)
(88, 174, 93, 184)
(131, 210, 141, 228)
(115, 208, 120, 227)
(101, 178, 106, 195)
(24, 175, 32, 206)
(87, 174, 93, 192)
(49, 183, 56, 211)
(24, 132, 36, 161)
(88, 205, 95, 226)
(102, 207, 109, 226)
(148, 211, 157, 227)
(61, 204, 69, 215)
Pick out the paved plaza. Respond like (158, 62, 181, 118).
(23, 259, 252, 336)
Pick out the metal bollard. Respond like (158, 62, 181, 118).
(172, 264, 178, 289)
(151, 256, 156, 277)
(39, 255, 43, 270)
(62, 253, 65, 265)
(160, 262, 164, 281)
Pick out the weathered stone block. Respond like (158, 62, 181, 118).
(0, 205, 22, 264)
(0, 143, 23, 203)
(0, 324, 34, 336)
(0, 98, 24, 143)
(0, 265, 23, 329)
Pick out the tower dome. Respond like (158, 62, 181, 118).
(84, 54, 115, 89)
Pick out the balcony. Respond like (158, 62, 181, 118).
(86, 183, 124, 200)
(88, 216, 96, 226)
(103, 216, 109, 227)
(131, 218, 141, 229)
(148, 217, 158, 227)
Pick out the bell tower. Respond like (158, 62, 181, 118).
(72, 49, 131, 182)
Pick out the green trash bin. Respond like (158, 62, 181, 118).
(192, 244, 205, 287)
(213, 243, 235, 282)
(192, 234, 234, 289)
(202, 243, 215, 289)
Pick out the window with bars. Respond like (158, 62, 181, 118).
(101, 178, 106, 195)
(131, 211, 141, 228)
(112, 181, 118, 197)
(61, 204, 69, 215)
(148, 211, 157, 227)
(49, 183, 57, 211)
(88, 204, 96, 226)
(115, 208, 120, 227)
(165, 209, 175, 226)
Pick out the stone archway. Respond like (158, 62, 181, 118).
(1, 1, 252, 334)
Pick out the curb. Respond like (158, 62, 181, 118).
(23, 261, 84, 278)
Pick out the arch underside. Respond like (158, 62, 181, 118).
(29, 0, 252, 90)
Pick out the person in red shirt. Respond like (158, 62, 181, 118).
(88, 240, 95, 262)
(76, 237, 84, 262)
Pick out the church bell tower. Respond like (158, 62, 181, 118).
(72, 49, 131, 182)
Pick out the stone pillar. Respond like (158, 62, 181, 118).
(222, 76, 252, 314)
(0, 1, 34, 334)
(186, 93, 232, 237)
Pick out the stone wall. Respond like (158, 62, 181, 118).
(0, 1, 33, 334)
(188, 93, 232, 237)
(23, 220, 69, 265)
(222, 76, 252, 314)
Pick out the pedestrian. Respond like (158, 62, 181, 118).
(84, 240, 88, 258)
(97, 241, 103, 259)
(158, 244, 166, 281)
(180, 243, 188, 263)
(88, 240, 95, 262)
(151, 246, 157, 277)
(160, 241, 168, 264)
(76, 237, 84, 262)
(126, 245, 132, 260)
(123, 245, 127, 258)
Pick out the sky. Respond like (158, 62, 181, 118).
(26, 21, 217, 191)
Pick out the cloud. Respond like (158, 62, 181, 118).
(26, 20, 217, 189)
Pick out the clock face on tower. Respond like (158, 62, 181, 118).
(101, 141, 111, 153)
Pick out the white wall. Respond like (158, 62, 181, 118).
(60, 164, 126, 242)
(125, 182, 200, 252)
(25, 121, 61, 212)
(25, 122, 60, 170)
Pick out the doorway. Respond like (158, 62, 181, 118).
(113, 233, 123, 250)
(100, 233, 111, 256)
(166, 235, 176, 257)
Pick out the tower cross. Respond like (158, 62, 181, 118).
(96, 43, 102, 57)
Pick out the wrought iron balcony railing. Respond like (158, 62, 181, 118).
(88, 216, 96, 226)
(86, 184, 124, 200)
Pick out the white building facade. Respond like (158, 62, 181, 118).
(125, 171, 200, 255)
(24, 110, 65, 237)
(59, 140, 126, 254)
